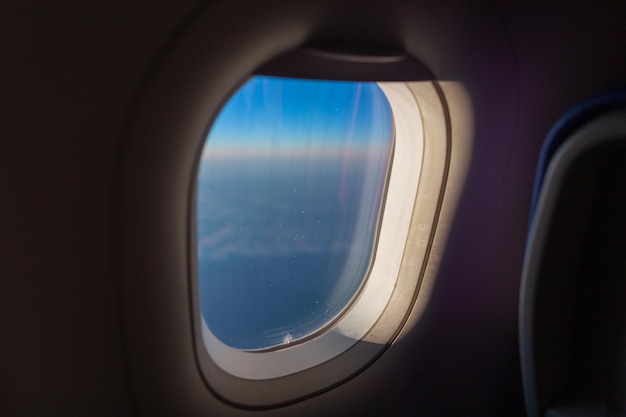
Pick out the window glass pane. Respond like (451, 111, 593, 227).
(197, 76, 393, 350)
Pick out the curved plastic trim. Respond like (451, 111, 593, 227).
(520, 107, 626, 417)
(528, 88, 626, 226)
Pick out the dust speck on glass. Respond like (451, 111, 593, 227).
(197, 76, 393, 350)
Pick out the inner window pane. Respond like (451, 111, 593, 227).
(197, 76, 393, 351)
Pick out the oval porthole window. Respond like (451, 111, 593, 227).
(196, 76, 394, 351)
(191, 71, 465, 407)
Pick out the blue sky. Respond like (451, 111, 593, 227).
(203, 76, 393, 157)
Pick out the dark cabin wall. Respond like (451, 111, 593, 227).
(0, 2, 197, 415)
(0, 1, 625, 417)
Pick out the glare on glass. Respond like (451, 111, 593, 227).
(197, 76, 394, 350)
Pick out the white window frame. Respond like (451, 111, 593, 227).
(191, 80, 461, 407)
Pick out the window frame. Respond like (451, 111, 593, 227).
(191, 79, 454, 407)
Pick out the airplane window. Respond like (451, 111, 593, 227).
(196, 76, 393, 351)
